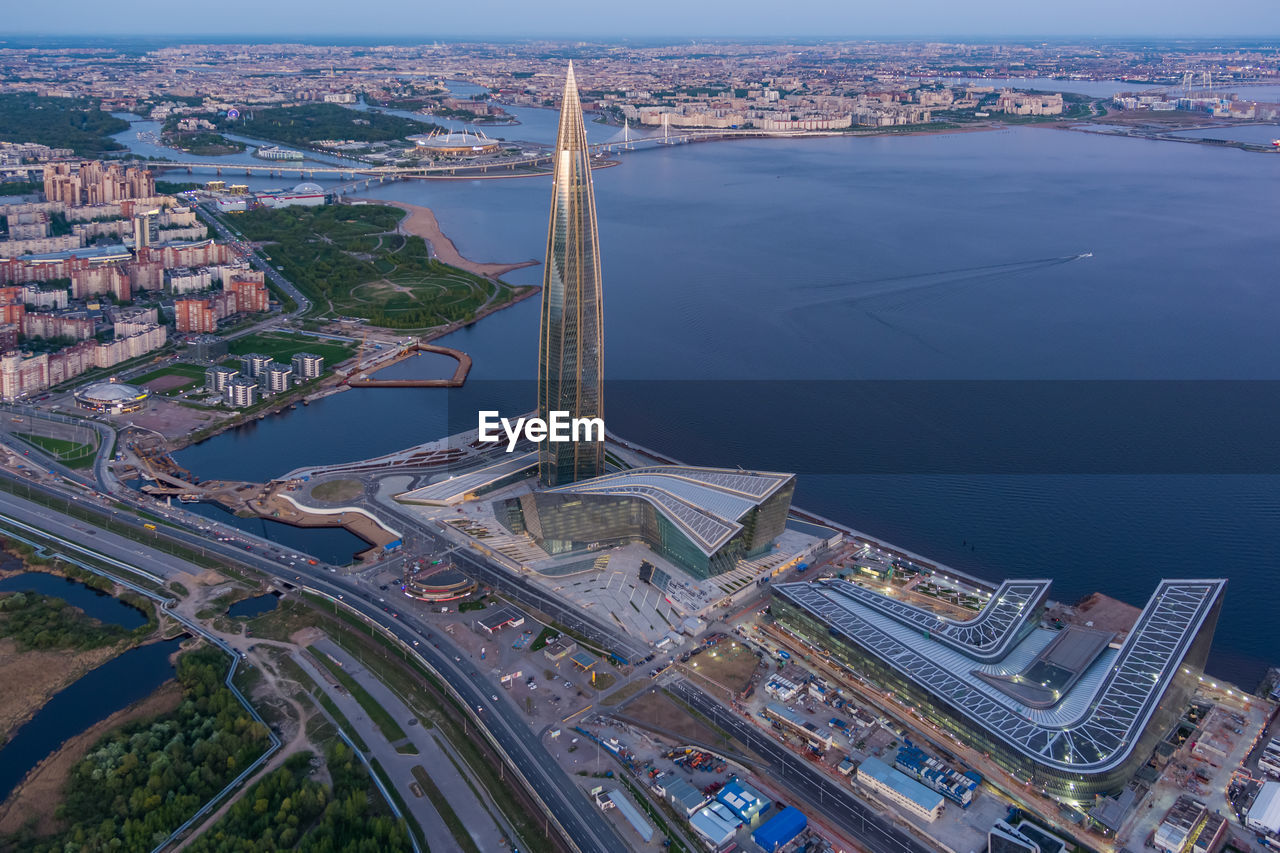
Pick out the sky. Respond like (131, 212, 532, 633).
(3, 0, 1278, 39)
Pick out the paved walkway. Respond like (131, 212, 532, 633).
(301, 637, 513, 851)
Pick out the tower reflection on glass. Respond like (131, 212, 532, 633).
(537, 62, 605, 488)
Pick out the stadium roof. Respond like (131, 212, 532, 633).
(775, 577, 1225, 775)
(544, 466, 793, 555)
(76, 381, 147, 403)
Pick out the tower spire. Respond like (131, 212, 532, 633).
(537, 64, 605, 487)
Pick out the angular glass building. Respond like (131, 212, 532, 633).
(496, 466, 796, 579)
(770, 577, 1224, 802)
(538, 62, 605, 487)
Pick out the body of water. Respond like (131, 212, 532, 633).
(0, 637, 181, 801)
(0, 572, 148, 628)
(180, 500, 370, 565)
(153, 122, 1280, 687)
(1167, 124, 1280, 145)
(227, 592, 280, 619)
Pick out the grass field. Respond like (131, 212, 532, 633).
(14, 432, 98, 469)
(310, 479, 364, 503)
(227, 331, 356, 366)
(231, 205, 529, 330)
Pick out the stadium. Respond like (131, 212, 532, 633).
(73, 380, 150, 414)
(408, 129, 501, 157)
(770, 576, 1225, 802)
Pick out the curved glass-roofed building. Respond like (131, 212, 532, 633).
(771, 576, 1224, 802)
(495, 466, 796, 578)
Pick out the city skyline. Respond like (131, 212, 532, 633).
(3, 0, 1277, 39)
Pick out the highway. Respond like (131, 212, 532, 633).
(0, 480, 626, 853)
(0, 440, 933, 853)
(196, 202, 313, 321)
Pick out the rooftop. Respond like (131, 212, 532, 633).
(775, 576, 1225, 774)
(396, 452, 538, 505)
(544, 465, 794, 555)
(857, 756, 945, 813)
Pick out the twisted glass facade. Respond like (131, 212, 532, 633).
(538, 62, 605, 487)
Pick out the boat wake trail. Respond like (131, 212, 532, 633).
(785, 253, 1090, 353)
(797, 253, 1088, 311)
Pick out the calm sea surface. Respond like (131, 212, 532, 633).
(164, 109, 1280, 687)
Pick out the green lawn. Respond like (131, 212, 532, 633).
(14, 432, 98, 469)
(228, 331, 356, 366)
(230, 205, 530, 330)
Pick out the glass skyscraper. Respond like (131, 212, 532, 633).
(538, 62, 605, 487)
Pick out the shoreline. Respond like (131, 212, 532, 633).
(384, 199, 540, 279)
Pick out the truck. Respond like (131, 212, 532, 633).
(795, 563, 810, 573)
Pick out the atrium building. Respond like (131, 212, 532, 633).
(496, 466, 795, 579)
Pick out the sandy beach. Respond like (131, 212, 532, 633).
(387, 200, 539, 279)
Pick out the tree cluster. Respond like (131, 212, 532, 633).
(186, 744, 410, 853)
(0, 94, 129, 156)
(4, 647, 270, 853)
(0, 591, 131, 651)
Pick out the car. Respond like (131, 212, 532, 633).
(492, 694, 498, 701)
(412, 640, 419, 646)
(564, 680, 572, 688)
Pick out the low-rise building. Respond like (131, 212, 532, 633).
(1155, 796, 1207, 853)
(1247, 782, 1280, 838)
(689, 801, 740, 849)
(716, 779, 770, 826)
(854, 757, 944, 822)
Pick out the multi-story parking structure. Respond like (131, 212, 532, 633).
(770, 577, 1225, 802)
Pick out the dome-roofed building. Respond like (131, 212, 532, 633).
(408, 129, 501, 157)
(292, 181, 323, 194)
(73, 380, 150, 414)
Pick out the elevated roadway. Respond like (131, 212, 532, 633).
(0, 481, 625, 853)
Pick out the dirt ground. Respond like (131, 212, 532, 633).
(618, 689, 733, 752)
(684, 643, 763, 695)
(0, 638, 124, 745)
(1061, 592, 1141, 636)
(0, 678, 182, 837)
(144, 374, 195, 394)
(125, 397, 228, 440)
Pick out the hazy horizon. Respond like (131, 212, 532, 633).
(3, 0, 1277, 41)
